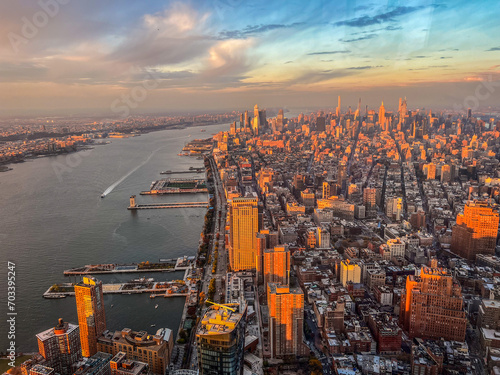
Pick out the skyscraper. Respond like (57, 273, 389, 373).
(399, 267, 467, 342)
(379, 101, 386, 130)
(196, 306, 246, 375)
(75, 276, 107, 358)
(451, 200, 499, 261)
(244, 110, 249, 130)
(229, 197, 260, 271)
(267, 283, 305, 358)
(252, 104, 260, 135)
(336, 96, 341, 117)
(263, 245, 290, 291)
(276, 109, 284, 132)
(36, 319, 81, 375)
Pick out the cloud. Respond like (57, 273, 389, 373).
(107, 4, 213, 67)
(307, 50, 351, 56)
(0, 62, 48, 82)
(289, 70, 354, 85)
(486, 47, 500, 51)
(347, 65, 383, 70)
(218, 22, 304, 40)
(333, 6, 425, 28)
(339, 34, 377, 43)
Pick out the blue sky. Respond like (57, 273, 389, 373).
(0, 0, 499, 115)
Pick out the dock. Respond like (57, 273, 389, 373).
(64, 257, 194, 275)
(160, 169, 204, 175)
(44, 278, 189, 299)
(128, 201, 208, 210)
(141, 178, 208, 195)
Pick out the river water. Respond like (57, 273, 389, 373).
(0, 123, 228, 352)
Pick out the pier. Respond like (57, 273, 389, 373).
(141, 178, 208, 195)
(63, 257, 193, 275)
(44, 278, 190, 299)
(160, 169, 204, 175)
(128, 199, 209, 210)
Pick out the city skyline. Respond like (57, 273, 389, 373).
(1, 0, 500, 115)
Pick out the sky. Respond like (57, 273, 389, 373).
(1, 0, 499, 116)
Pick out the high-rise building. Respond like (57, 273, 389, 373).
(322, 180, 333, 199)
(441, 164, 451, 183)
(399, 267, 467, 341)
(263, 245, 290, 291)
(267, 283, 305, 358)
(316, 116, 326, 132)
(252, 104, 260, 135)
(36, 319, 81, 375)
(426, 163, 436, 180)
(276, 109, 284, 132)
(340, 259, 361, 287)
(336, 96, 341, 117)
(75, 276, 107, 358)
(451, 200, 499, 261)
(196, 306, 246, 375)
(363, 187, 377, 210)
(379, 101, 386, 129)
(229, 197, 260, 271)
(244, 110, 249, 130)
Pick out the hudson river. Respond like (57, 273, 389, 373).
(0, 123, 228, 352)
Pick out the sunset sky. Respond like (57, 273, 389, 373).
(1, 0, 499, 116)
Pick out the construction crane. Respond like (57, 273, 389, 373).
(206, 300, 238, 312)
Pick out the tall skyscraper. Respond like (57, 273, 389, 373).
(252, 104, 260, 135)
(336, 96, 341, 117)
(36, 319, 81, 375)
(451, 200, 499, 261)
(229, 197, 260, 271)
(267, 283, 305, 358)
(399, 267, 467, 342)
(379, 101, 386, 129)
(196, 306, 246, 375)
(244, 110, 249, 130)
(276, 109, 284, 132)
(263, 245, 290, 291)
(75, 276, 107, 358)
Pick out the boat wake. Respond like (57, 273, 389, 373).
(101, 135, 190, 197)
(101, 147, 159, 197)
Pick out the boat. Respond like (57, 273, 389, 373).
(111, 304, 114, 308)
(155, 304, 158, 309)
(151, 324, 156, 327)
(101, 194, 106, 198)
(200, 129, 206, 132)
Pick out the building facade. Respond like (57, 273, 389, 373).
(400, 267, 467, 342)
(36, 319, 81, 375)
(229, 197, 260, 271)
(267, 283, 305, 358)
(196, 306, 246, 375)
(75, 276, 107, 358)
(451, 200, 499, 261)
